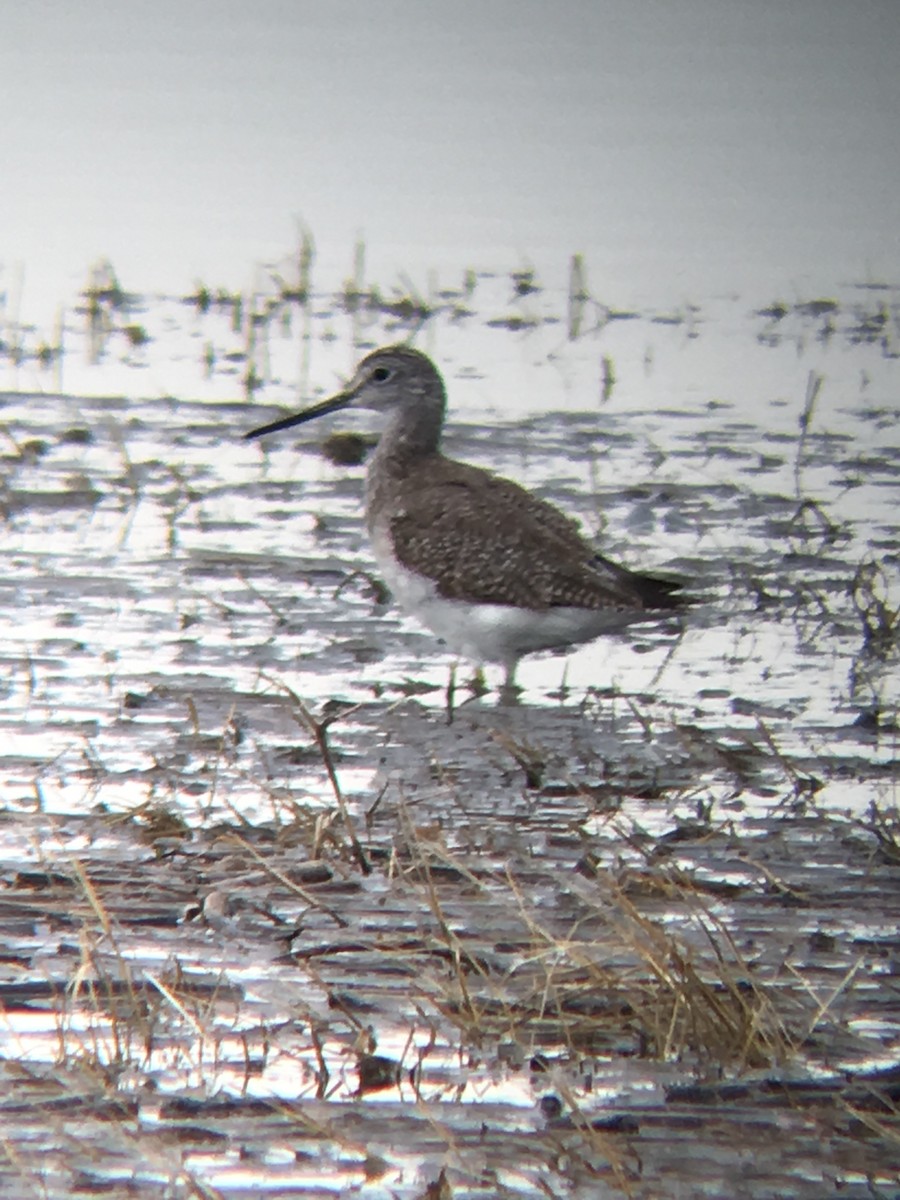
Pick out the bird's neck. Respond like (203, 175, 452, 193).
(365, 400, 445, 520)
(378, 396, 444, 460)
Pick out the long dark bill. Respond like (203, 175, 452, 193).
(243, 390, 353, 441)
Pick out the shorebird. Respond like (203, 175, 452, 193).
(245, 345, 683, 691)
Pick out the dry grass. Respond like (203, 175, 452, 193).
(3, 707, 898, 1195)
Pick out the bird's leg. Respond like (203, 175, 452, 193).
(498, 661, 523, 706)
(444, 663, 457, 724)
(466, 665, 489, 697)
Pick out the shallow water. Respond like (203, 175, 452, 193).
(0, 267, 898, 1196)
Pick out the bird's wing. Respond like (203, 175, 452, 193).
(386, 466, 650, 611)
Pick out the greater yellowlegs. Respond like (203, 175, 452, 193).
(245, 345, 683, 690)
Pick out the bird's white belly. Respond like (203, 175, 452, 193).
(371, 531, 640, 670)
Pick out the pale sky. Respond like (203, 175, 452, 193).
(2, 0, 899, 317)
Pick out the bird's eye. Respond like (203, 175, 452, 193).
(371, 366, 392, 383)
